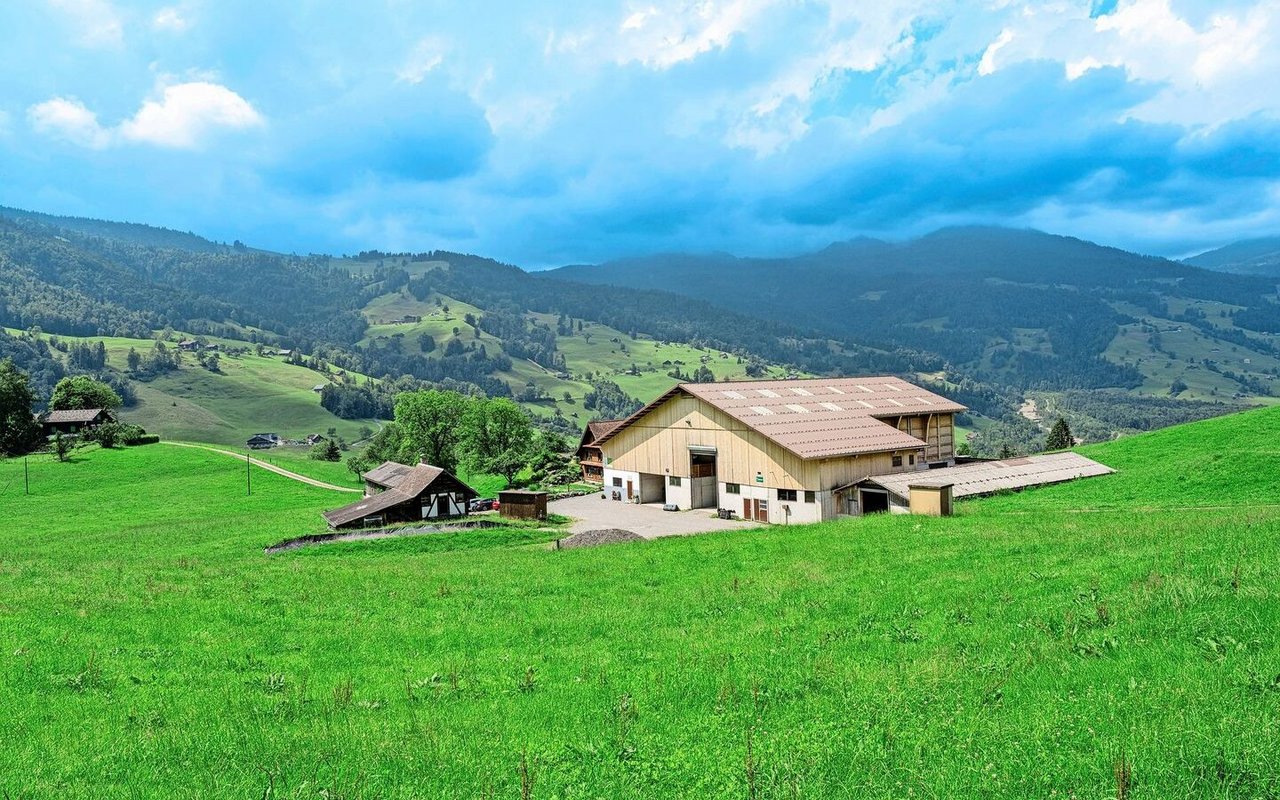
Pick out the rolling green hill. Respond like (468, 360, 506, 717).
(1, 402, 1276, 797)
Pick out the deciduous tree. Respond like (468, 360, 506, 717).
(0, 359, 41, 456)
(49, 376, 122, 411)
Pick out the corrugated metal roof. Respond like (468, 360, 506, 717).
(600, 377, 965, 460)
(858, 452, 1114, 501)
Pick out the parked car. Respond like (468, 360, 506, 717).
(468, 498, 497, 512)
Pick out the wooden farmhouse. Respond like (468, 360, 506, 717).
(575, 419, 624, 484)
(593, 377, 966, 524)
(40, 408, 115, 437)
(323, 461, 478, 529)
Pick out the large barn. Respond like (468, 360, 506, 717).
(594, 377, 966, 524)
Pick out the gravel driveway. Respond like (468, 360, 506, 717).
(548, 493, 760, 540)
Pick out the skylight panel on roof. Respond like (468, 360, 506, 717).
(886, 397, 904, 406)
(856, 399, 875, 408)
(826, 386, 846, 394)
(784, 404, 810, 413)
(857, 385, 874, 393)
(820, 402, 843, 411)
(749, 406, 774, 415)
(789, 387, 812, 396)
(915, 397, 931, 404)
(757, 389, 780, 398)
(722, 390, 745, 399)
(883, 383, 902, 391)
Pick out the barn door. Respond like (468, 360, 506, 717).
(436, 494, 450, 516)
(743, 499, 751, 519)
(626, 480, 634, 500)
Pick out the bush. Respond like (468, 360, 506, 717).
(87, 422, 153, 448)
(126, 434, 160, 446)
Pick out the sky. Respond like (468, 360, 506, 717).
(1, 0, 1278, 267)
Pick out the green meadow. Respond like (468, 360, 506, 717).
(1, 408, 1279, 798)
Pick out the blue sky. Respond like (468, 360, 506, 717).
(1, 1, 1278, 266)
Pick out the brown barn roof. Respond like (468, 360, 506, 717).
(362, 460, 417, 489)
(596, 377, 966, 460)
(324, 462, 476, 528)
(42, 408, 109, 424)
(577, 418, 625, 451)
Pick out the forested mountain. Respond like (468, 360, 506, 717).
(0, 205, 225, 253)
(1185, 236, 1280, 277)
(2, 206, 1277, 449)
(549, 227, 1280, 395)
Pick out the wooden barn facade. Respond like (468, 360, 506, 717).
(323, 461, 478, 529)
(595, 377, 965, 524)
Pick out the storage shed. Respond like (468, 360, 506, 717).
(499, 490, 549, 521)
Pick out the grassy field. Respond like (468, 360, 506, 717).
(1, 407, 1278, 797)
(359, 289, 794, 428)
(8, 328, 377, 448)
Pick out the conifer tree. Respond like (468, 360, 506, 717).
(1045, 417, 1074, 450)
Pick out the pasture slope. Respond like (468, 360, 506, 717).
(1, 406, 1278, 798)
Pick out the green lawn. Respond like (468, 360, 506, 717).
(1, 407, 1278, 797)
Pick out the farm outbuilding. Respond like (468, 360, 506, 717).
(40, 408, 115, 437)
(499, 490, 549, 521)
(323, 461, 478, 529)
(594, 376, 966, 524)
(849, 451, 1114, 513)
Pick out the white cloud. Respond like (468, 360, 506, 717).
(153, 6, 191, 32)
(972, 0, 1280, 126)
(49, 0, 123, 47)
(615, 0, 774, 69)
(118, 82, 263, 148)
(978, 28, 1014, 76)
(398, 36, 447, 83)
(28, 82, 263, 150)
(27, 97, 112, 148)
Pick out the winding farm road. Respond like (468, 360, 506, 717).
(161, 442, 361, 493)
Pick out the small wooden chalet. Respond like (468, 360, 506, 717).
(575, 419, 623, 484)
(323, 461, 478, 529)
(40, 408, 115, 436)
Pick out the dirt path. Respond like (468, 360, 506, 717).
(161, 442, 361, 493)
(1019, 397, 1041, 425)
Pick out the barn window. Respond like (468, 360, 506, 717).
(778, 489, 797, 502)
(804, 491, 816, 503)
(612, 477, 623, 487)
(909, 454, 916, 465)
(668, 475, 682, 486)
(892, 455, 903, 467)
(725, 483, 741, 494)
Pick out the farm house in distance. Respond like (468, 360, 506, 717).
(575, 419, 624, 484)
(322, 461, 478, 529)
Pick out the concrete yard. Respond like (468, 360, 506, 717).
(548, 494, 761, 539)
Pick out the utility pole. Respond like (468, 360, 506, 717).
(246, 451, 252, 496)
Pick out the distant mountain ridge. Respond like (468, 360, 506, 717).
(1185, 236, 1280, 277)
(0, 205, 225, 253)
(2, 204, 1277, 449)
(548, 226, 1280, 398)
